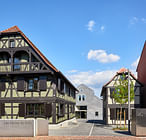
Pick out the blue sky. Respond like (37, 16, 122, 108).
(0, 0, 146, 97)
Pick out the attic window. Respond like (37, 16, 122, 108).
(10, 40, 15, 48)
(78, 95, 81, 101)
(82, 95, 85, 101)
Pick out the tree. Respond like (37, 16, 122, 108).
(112, 73, 134, 128)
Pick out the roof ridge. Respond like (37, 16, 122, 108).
(1, 25, 20, 33)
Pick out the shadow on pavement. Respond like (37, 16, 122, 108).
(114, 131, 131, 136)
(86, 120, 105, 124)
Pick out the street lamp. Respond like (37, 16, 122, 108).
(128, 69, 131, 133)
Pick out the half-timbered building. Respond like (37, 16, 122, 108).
(101, 68, 142, 125)
(0, 26, 77, 124)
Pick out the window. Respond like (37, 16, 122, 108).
(10, 40, 15, 48)
(110, 88, 115, 98)
(116, 108, 128, 120)
(79, 106, 87, 110)
(95, 112, 98, 116)
(64, 83, 66, 93)
(28, 78, 38, 90)
(26, 104, 45, 116)
(60, 80, 64, 93)
(57, 78, 61, 91)
(78, 95, 81, 101)
(71, 89, 75, 98)
(69, 88, 71, 96)
(110, 108, 128, 120)
(14, 57, 20, 71)
(58, 103, 65, 117)
(66, 85, 70, 95)
(120, 74, 128, 81)
(82, 95, 85, 101)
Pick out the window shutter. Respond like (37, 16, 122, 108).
(19, 104, 25, 117)
(0, 81, 5, 91)
(17, 79, 25, 91)
(46, 103, 52, 117)
(110, 108, 116, 120)
(39, 76, 47, 91)
(0, 103, 5, 116)
(110, 88, 115, 98)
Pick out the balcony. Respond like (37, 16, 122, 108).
(0, 62, 41, 73)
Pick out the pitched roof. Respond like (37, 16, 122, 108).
(0, 26, 77, 90)
(1, 26, 58, 72)
(100, 68, 142, 96)
(117, 67, 128, 74)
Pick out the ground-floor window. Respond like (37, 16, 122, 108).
(26, 103, 45, 117)
(75, 111, 87, 119)
(57, 103, 65, 117)
(110, 108, 128, 120)
(78, 106, 87, 110)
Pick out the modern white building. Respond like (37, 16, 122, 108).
(75, 84, 102, 120)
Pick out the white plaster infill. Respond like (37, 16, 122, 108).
(49, 117, 77, 129)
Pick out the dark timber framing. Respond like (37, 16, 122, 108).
(101, 68, 142, 125)
(0, 26, 77, 124)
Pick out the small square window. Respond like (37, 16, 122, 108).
(10, 40, 15, 48)
(28, 78, 38, 91)
(95, 112, 98, 116)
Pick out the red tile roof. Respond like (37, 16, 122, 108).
(100, 68, 141, 96)
(0, 26, 77, 90)
(117, 68, 128, 74)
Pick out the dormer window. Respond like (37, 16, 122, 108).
(10, 40, 15, 48)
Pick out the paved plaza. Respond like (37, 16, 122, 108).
(49, 119, 131, 136)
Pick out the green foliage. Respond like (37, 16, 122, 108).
(112, 74, 135, 105)
(113, 127, 128, 130)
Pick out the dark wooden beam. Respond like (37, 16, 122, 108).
(52, 102, 56, 124)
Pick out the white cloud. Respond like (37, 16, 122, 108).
(100, 25, 105, 31)
(87, 49, 120, 63)
(129, 17, 146, 25)
(87, 20, 96, 31)
(130, 17, 138, 24)
(130, 57, 140, 78)
(131, 57, 140, 68)
(67, 70, 78, 74)
(141, 18, 146, 23)
(66, 70, 117, 97)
